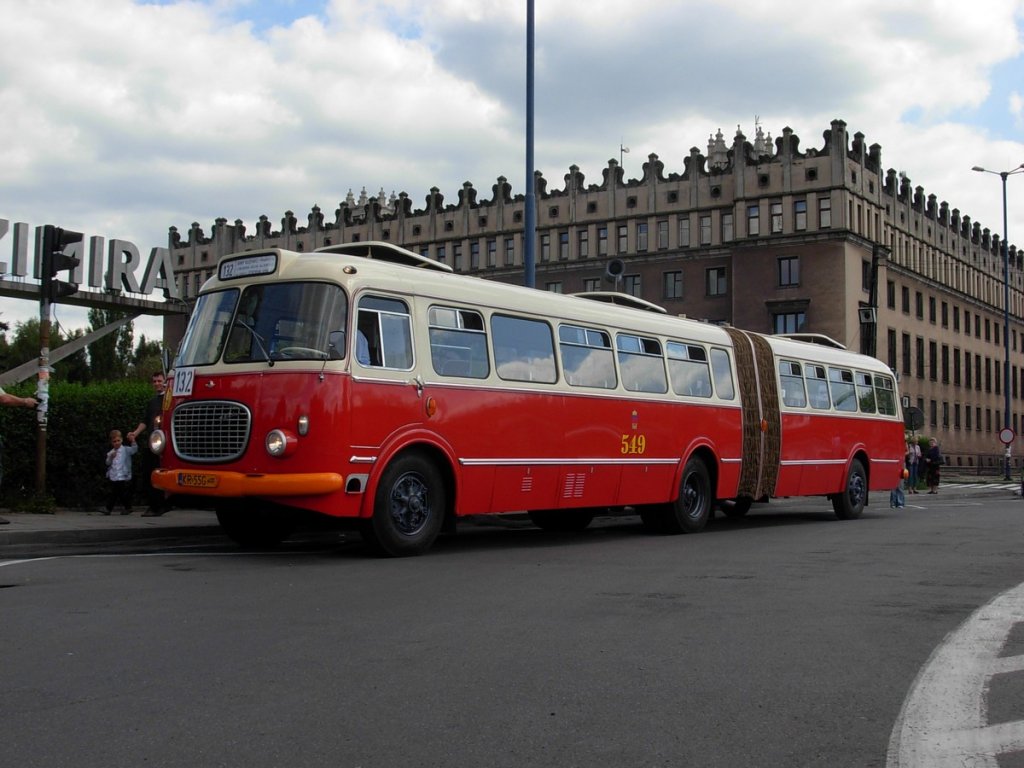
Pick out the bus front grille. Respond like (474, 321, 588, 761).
(171, 401, 251, 463)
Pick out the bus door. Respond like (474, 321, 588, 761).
(724, 329, 781, 500)
(348, 295, 425, 468)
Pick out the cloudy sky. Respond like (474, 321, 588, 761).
(2, 0, 1023, 347)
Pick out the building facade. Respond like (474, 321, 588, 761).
(165, 119, 1021, 466)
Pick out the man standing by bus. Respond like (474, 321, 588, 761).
(128, 371, 168, 517)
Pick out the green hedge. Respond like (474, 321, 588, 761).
(0, 381, 153, 509)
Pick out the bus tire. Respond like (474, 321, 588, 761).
(362, 453, 445, 557)
(659, 456, 712, 534)
(719, 497, 753, 518)
(832, 458, 867, 520)
(528, 509, 595, 532)
(216, 501, 295, 548)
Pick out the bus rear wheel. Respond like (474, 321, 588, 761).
(362, 453, 445, 557)
(644, 457, 712, 534)
(528, 509, 595, 532)
(832, 458, 867, 520)
(216, 501, 296, 548)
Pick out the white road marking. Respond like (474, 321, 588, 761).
(887, 582, 1024, 767)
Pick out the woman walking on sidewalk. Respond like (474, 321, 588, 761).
(905, 437, 921, 493)
(923, 437, 942, 494)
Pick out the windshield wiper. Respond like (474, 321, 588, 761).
(234, 318, 274, 367)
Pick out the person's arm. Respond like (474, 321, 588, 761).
(0, 392, 37, 408)
(127, 421, 146, 442)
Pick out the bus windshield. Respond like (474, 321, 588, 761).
(177, 282, 348, 366)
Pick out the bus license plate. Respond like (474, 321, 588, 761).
(177, 472, 218, 489)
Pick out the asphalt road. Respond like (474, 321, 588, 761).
(2, 491, 1023, 768)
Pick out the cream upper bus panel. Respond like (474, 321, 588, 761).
(209, 246, 739, 368)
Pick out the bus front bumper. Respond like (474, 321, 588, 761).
(151, 469, 345, 498)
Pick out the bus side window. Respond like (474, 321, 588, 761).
(874, 374, 897, 415)
(806, 365, 831, 409)
(856, 371, 876, 413)
(617, 334, 668, 394)
(667, 341, 712, 398)
(828, 367, 857, 411)
(428, 306, 489, 379)
(558, 324, 616, 389)
(710, 348, 735, 400)
(778, 360, 807, 408)
(357, 295, 413, 369)
(491, 314, 557, 383)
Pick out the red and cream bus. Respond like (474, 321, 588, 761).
(151, 242, 906, 556)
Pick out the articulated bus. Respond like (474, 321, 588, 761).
(151, 242, 906, 556)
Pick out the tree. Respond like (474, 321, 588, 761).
(86, 309, 134, 381)
(132, 335, 163, 379)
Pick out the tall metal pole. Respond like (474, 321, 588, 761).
(973, 163, 1023, 480)
(1001, 171, 1011, 479)
(523, 0, 536, 288)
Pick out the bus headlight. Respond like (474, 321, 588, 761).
(150, 429, 166, 455)
(265, 429, 297, 457)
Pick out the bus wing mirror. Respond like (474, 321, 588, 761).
(328, 330, 346, 359)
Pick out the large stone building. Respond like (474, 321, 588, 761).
(165, 119, 1021, 467)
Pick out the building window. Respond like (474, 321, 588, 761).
(773, 312, 806, 334)
(706, 267, 727, 297)
(487, 238, 497, 267)
(663, 271, 683, 299)
(539, 234, 549, 263)
(778, 255, 800, 287)
(902, 286, 910, 313)
(941, 344, 949, 383)
(794, 200, 807, 231)
(901, 332, 911, 376)
(915, 291, 923, 320)
(437, 244, 447, 265)
(559, 231, 569, 260)
(453, 243, 462, 271)
(747, 204, 760, 236)
(583, 277, 600, 292)
(954, 348, 961, 387)
(505, 237, 515, 266)
(722, 212, 733, 242)
(657, 219, 669, 249)
(888, 328, 897, 371)
(953, 305, 960, 332)
(929, 296, 936, 324)
(470, 242, 480, 269)
(598, 227, 608, 256)
(770, 201, 783, 233)
(965, 351, 973, 388)
(929, 341, 938, 381)
(578, 229, 589, 259)
(636, 222, 648, 252)
(916, 337, 925, 379)
(819, 197, 832, 228)
(679, 218, 690, 247)
(699, 215, 711, 245)
(862, 261, 872, 291)
(545, 281, 562, 293)
(887, 280, 896, 309)
(617, 225, 628, 253)
(941, 301, 948, 328)
(623, 274, 641, 297)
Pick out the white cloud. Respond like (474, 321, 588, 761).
(1, 0, 1023, 344)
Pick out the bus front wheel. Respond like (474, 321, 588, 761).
(362, 453, 445, 557)
(832, 458, 867, 520)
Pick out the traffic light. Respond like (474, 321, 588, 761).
(41, 224, 82, 302)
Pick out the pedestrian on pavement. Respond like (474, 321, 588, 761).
(905, 437, 921, 493)
(924, 437, 942, 494)
(104, 429, 137, 515)
(128, 371, 168, 517)
(0, 385, 38, 525)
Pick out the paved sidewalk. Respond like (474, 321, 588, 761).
(0, 507, 221, 552)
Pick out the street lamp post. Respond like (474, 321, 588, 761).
(972, 162, 1024, 479)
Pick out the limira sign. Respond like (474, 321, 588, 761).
(0, 217, 180, 300)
